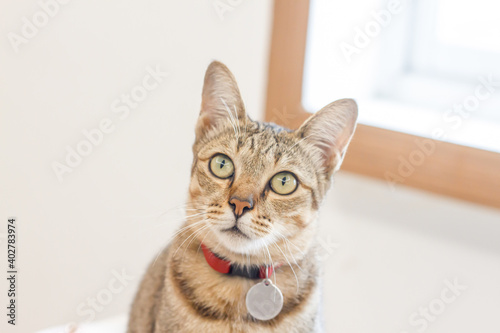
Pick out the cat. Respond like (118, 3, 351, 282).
(127, 61, 357, 333)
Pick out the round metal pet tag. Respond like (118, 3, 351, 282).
(245, 279, 283, 321)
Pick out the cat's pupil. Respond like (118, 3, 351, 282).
(220, 159, 226, 169)
(281, 176, 287, 186)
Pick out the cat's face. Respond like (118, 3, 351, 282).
(190, 121, 320, 254)
(188, 61, 357, 257)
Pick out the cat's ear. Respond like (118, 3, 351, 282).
(296, 99, 358, 177)
(196, 61, 246, 140)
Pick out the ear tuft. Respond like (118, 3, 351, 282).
(196, 61, 246, 141)
(296, 98, 358, 177)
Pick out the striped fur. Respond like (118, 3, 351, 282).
(128, 61, 357, 332)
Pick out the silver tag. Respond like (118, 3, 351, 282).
(245, 279, 283, 321)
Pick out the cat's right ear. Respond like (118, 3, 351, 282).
(196, 61, 246, 141)
(296, 99, 358, 178)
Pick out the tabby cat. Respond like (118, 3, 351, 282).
(127, 61, 358, 332)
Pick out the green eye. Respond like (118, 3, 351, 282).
(209, 154, 234, 179)
(270, 172, 298, 195)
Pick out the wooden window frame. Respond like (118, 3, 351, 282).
(264, 0, 500, 209)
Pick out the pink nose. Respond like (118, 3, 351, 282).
(229, 197, 253, 217)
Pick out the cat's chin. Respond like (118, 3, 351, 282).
(213, 231, 272, 255)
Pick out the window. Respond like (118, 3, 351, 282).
(265, 0, 500, 208)
(303, 0, 500, 153)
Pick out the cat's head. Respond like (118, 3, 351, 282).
(188, 61, 357, 261)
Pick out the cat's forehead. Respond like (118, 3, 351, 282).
(200, 122, 293, 159)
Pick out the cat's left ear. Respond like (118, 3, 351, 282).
(196, 61, 247, 141)
(296, 99, 358, 177)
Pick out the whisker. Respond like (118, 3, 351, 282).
(163, 220, 206, 239)
(173, 224, 210, 259)
(182, 224, 211, 264)
(260, 239, 276, 286)
(154, 211, 207, 229)
(273, 243, 299, 293)
(152, 221, 207, 267)
(152, 246, 166, 268)
(125, 202, 197, 220)
(212, 236, 224, 255)
(274, 230, 306, 257)
(261, 229, 305, 277)
(272, 231, 305, 274)
(283, 239, 305, 274)
(197, 228, 214, 254)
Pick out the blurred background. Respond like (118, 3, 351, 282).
(1, 0, 499, 332)
(304, 0, 500, 151)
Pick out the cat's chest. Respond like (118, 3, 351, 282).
(169, 256, 255, 317)
(167, 259, 319, 329)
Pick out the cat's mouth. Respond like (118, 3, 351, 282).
(221, 225, 250, 239)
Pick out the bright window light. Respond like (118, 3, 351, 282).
(303, 0, 500, 153)
(436, 0, 500, 53)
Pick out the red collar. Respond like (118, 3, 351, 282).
(201, 243, 277, 279)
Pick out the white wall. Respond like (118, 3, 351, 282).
(322, 173, 500, 333)
(2, 1, 500, 333)
(0, 1, 272, 331)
